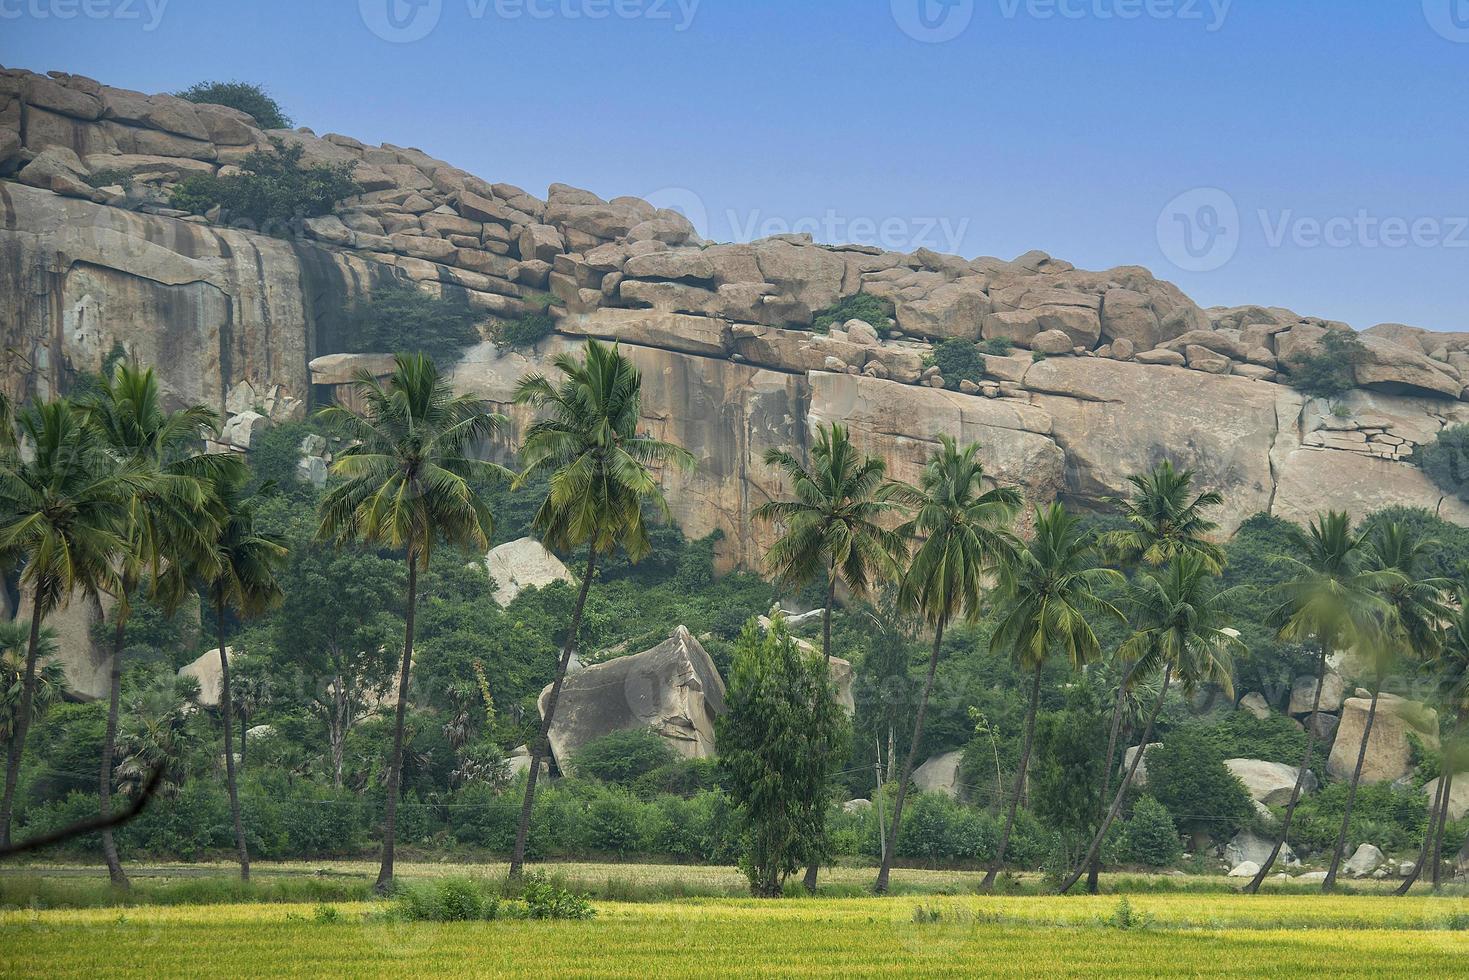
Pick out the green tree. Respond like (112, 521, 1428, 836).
(717, 620, 848, 896)
(1244, 512, 1394, 893)
(80, 362, 235, 886)
(1121, 794, 1183, 867)
(201, 471, 287, 881)
(756, 421, 908, 891)
(170, 137, 359, 233)
(1419, 587, 1469, 891)
(1283, 329, 1366, 400)
(177, 80, 292, 129)
(318, 353, 508, 893)
(1145, 729, 1254, 842)
(0, 399, 133, 848)
(1030, 684, 1110, 872)
(506, 338, 694, 878)
(1323, 521, 1445, 891)
(1, 625, 64, 750)
(983, 503, 1120, 890)
(874, 437, 1018, 894)
(1060, 552, 1242, 893)
(343, 280, 485, 368)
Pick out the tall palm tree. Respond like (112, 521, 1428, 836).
(1059, 552, 1244, 893)
(507, 339, 694, 879)
(201, 471, 286, 882)
(1321, 521, 1444, 891)
(0, 399, 133, 847)
(1087, 460, 1224, 891)
(981, 503, 1122, 890)
(80, 362, 234, 887)
(1, 624, 63, 746)
(1100, 460, 1225, 572)
(872, 437, 1018, 894)
(1244, 511, 1394, 893)
(318, 352, 508, 894)
(756, 422, 909, 891)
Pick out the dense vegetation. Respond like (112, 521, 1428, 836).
(170, 137, 360, 234)
(340, 281, 484, 366)
(1282, 330, 1367, 400)
(176, 80, 293, 129)
(810, 293, 895, 334)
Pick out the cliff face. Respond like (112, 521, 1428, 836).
(4, 64, 1469, 583)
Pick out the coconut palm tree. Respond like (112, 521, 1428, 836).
(1058, 551, 1244, 893)
(1244, 511, 1395, 893)
(872, 437, 1019, 894)
(756, 422, 910, 891)
(0, 399, 134, 848)
(981, 503, 1123, 891)
(1, 624, 64, 746)
(1322, 521, 1445, 891)
(1100, 460, 1225, 572)
(200, 470, 286, 882)
(507, 338, 694, 879)
(318, 352, 508, 894)
(80, 362, 236, 886)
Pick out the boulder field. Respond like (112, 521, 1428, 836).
(4, 62, 1469, 583)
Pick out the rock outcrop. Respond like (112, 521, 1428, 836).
(912, 750, 965, 799)
(1225, 758, 1318, 807)
(178, 646, 234, 707)
(1326, 693, 1439, 784)
(485, 537, 574, 606)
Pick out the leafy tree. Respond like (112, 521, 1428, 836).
(344, 280, 485, 367)
(1417, 424, 1469, 502)
(506, 339, 694, 878)
(1121, 794, 1182, 867)
(170, 137, 360, 234)
(177, 80, 292, 129)
(571, 728, 675, 786)
(0, 400, 134, 848)
(318, 353, 508, 892)
(811, 293, 893, 334)
(489, 312, 556, 351)
(200, 471, 287, 881)
(1030, 684, 1109, 871)
(874, 437, 1018, 893)
(0, 625, 63, 751)
(1146, 729, 1253, 842)
(1245, 511, 1394, 892)
(985, 503, 1119, 890)
(717, 620, 848, 896)
(926, 339, 986, 390)
(1283, 329, 1365, 400)
(1061, 552, 1242, 893)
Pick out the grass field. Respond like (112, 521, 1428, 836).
(3, 864, 1467, 977)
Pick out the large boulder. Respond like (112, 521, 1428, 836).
(1327, 693, 1438, 784)
(539, 626, 725, 772)
(1344, 842, 1386, 878)
(1120, 742, 1162, 787)
(1422, 775, 1469, 822)
(17, 587, 110, 701)
(179, 646, 235, 707)
(1225, 759, 1317, 806)
(485, 537, 574, 606)
(1288, 672, 1346, 716)
(1225, 830, 1294, 868)
(912, 750, 965, 799)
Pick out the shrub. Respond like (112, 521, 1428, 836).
(634, 757, 722, 798)
(391, 877, 499, 921)
(1121, 795, 1182, 867)
(978, 337, 1014, 356)
(1283, 329, 1365, 399)
(341, 280, 483, 366)
(177, 80, 292, 129)
(572, 728, 675, 785)
(811, 293, 895, 334)
(1289, 781, 1427, 854)
(582, 789, 651, 856)
(1193, 710, 1309, 768)
(489, 312, 556, 350)
(1145, 729, 1254, 842)
(170, 137, 359, 234)
(926, 339, 986, 391)
(83, 168, 133, 192)
(1418, 424, 1469, 501)
(520, 872, 595, 920)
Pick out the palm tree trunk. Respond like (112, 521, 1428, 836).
(1430, 766, 1456, 891)
(1086, 660, 1137, 894)
(1058, 662, 1173, 895)
(982, 665, 1045, 891)
(1323, 673, 1383, 892)
(1396, 769, 1448, 896)
(99, 612, 129, 888)
(375, 554, 419, 895)
(216, 595, 249, 882)
(330, 674, 347, 790)
(1245, 647, 1327, 894)
(0, 595, 45, 848)
(801, 570, 839, 894)
(510, 546, 597, 879)
(873, 618, 945, 894)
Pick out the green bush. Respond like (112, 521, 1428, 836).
(1283, 329, 1365, 400)
(391, 877, 499, 921)
(490, 312, 556, 350)
(1193, 711, 1309, 768)
(1145, 729, 1254, 842)
(572, 728, 675, 786)
(811, 293, 895, 334)
(1121, 795, 1182, 867)
(520, 872, 595, 920)
(177, 80, 292, 129)
(1417, 424, 1469, 501)
(978, 337, 1014, 356)
(582, 789, 651, 856)
(170, 137, 359, 233)
(634, 757, 722, 798)
(1288, 781, 1427, 854)
(926, 339, 986, 391)
(341, 280, 483, 367)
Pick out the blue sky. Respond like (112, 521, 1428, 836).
(4, 1, 1466, 330)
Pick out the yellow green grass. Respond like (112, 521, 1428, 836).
(3, 893, 1468, 978)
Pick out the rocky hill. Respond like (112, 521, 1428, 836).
(4, 64, 1469, 575)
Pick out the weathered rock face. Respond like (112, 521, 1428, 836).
(179, 646, 234, 707)
(1225, 758, 1318, 807)
(485, 537, 574, 606)
(912, 749, 965, 799)
(1225, 830, 1295, 869)
(18, 587, 109, 701)
(1422, 774, 1469, 822)
(539, 626, 725, 772)
(1326, 694, 1439, 784)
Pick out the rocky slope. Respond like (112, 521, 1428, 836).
(4, 64, 1469, 582)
